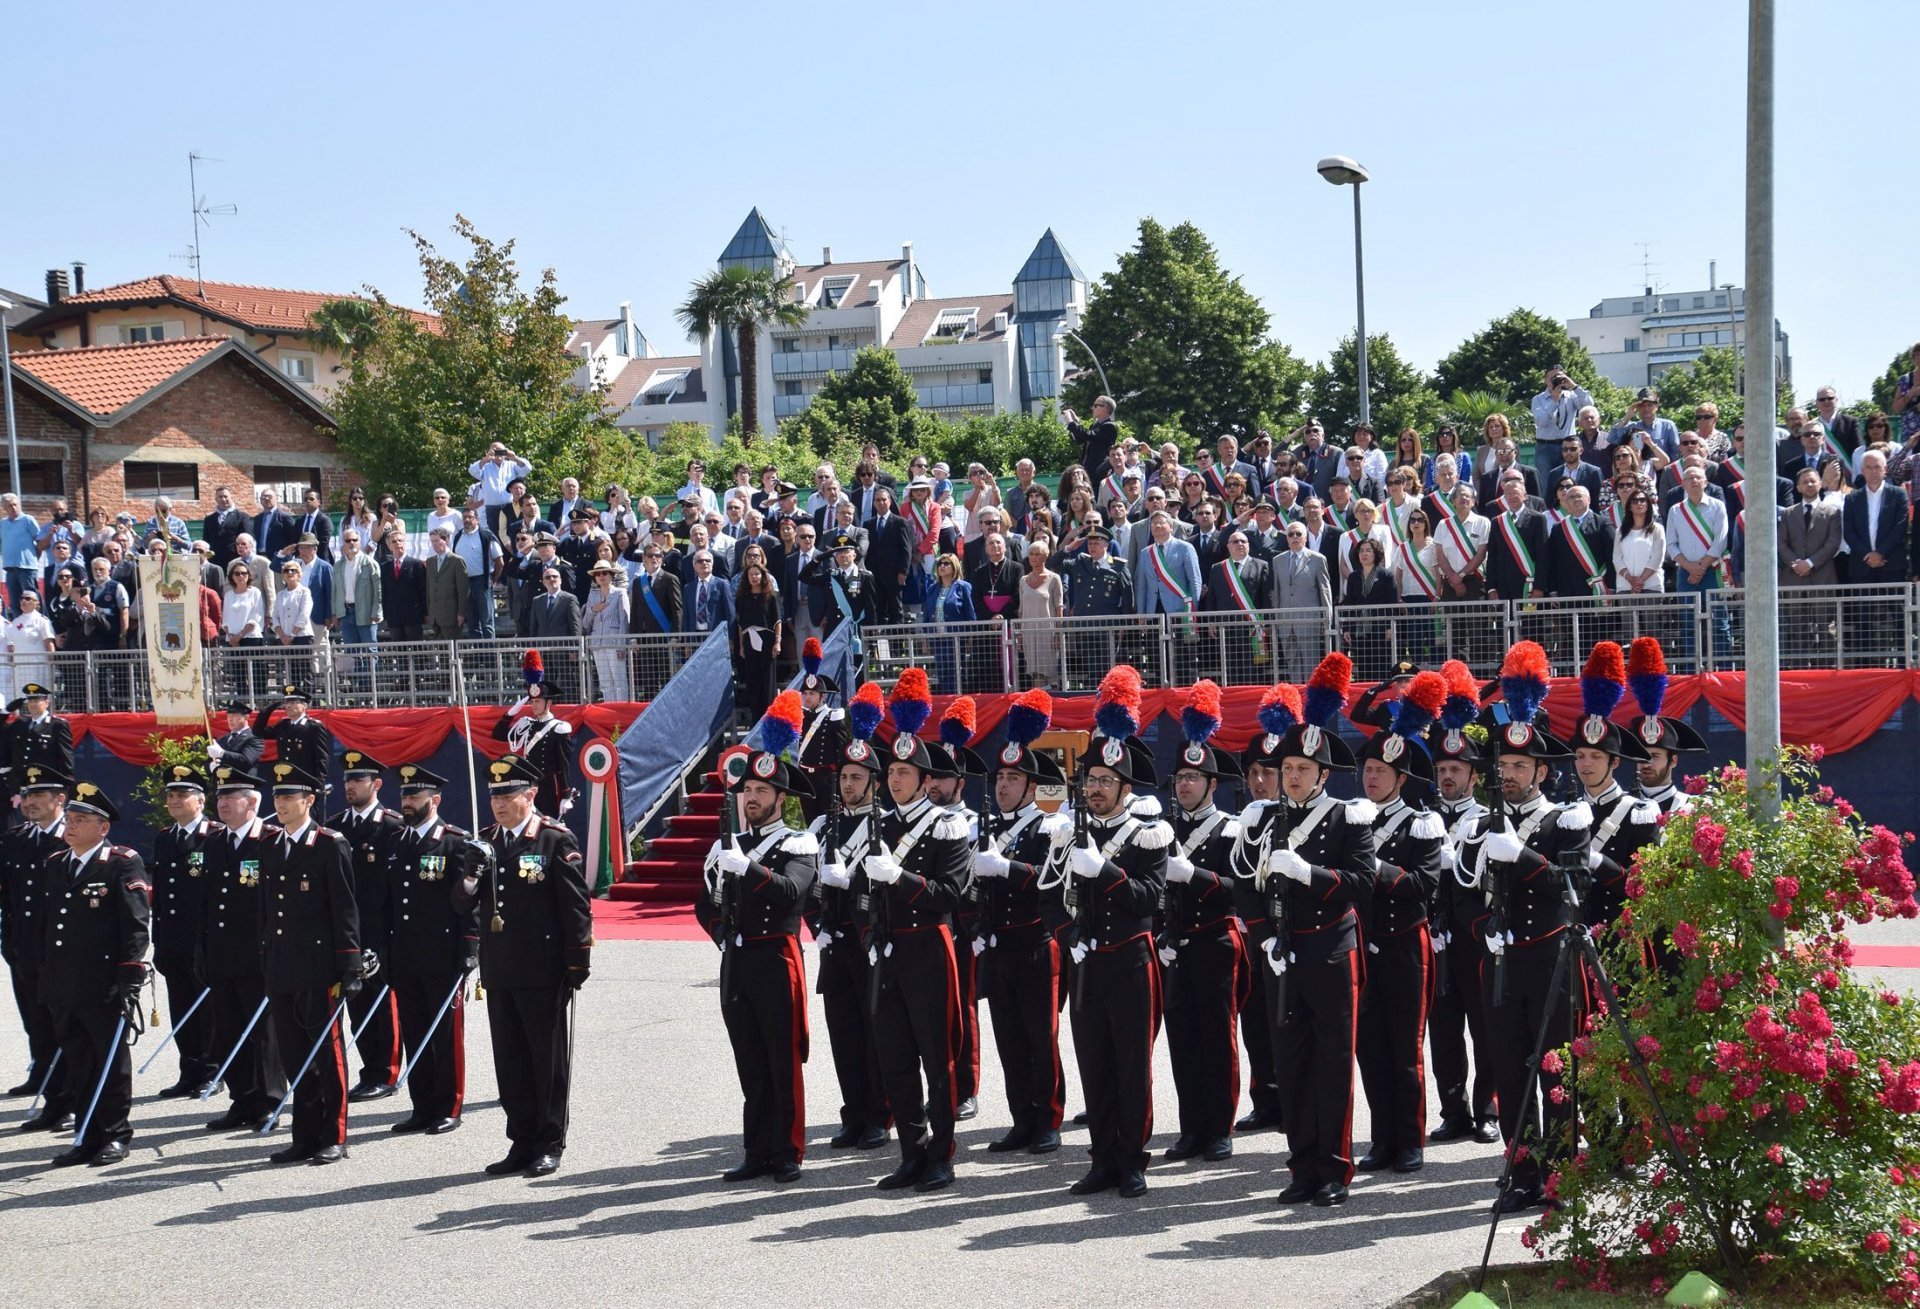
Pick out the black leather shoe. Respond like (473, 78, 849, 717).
(310, 1144, 347, 1165)
(1068, 1167, 1118, 1196)
(1202, 1138, 1234, 1162)
(876, 1158, 926, 1191)
(1071, 1109, 1088, 1125)
(485, 1150, 535, 1176)
(1276, 1175, 1318, 1204)
(1428, 1119, 1473, 1143)
(1355, 1147, 1392, 1172)
(270, 1143, 317, 1164)
(207, 1111, 267, 1132)
(50, 1144, 95, 1167)
(348, 1082, 396, 1103)
(1473, 1119, 1503, 1144)
(1236, 1109, 1282, 1133)
(156, 1081, 197, 1099)
(988, 1126, 1033, 1154)
(390, 1117, 431, 1135)
(20, 1111, 74, 1133)
(1311, 1182, 1349, 1207)
(722, 1160, 770, 1182)
(1497, 1184, 1544, 1213)
(424, 1117, 461, 1136)
(88, 1141, 129, 1166)
(1117, 1170, 1147, 1198)
(1392, 1147, 1424, 1173)
(524, 1153, 560, 1177)
(827, 1126, 861, 1148)
(853, 1125, 889, 1150)
(6, 1080, 36, 1096)
(913, 1160, 954, 1192)
(954, 1097, 978, 1121)
(1162, 1134, 1203, 1162)
(1027, 1129, 1061, 1154)
(772, 1160, 802, 1184)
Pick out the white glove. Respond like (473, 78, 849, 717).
(1431, 931, 1447, 956)
(559, 797, 575, 817)
(1267, 848, 1311, 885)
(1165, 854, 1196, 885)
(1040, 813, 1072, 842)
(971, 937, 987, 957)
(1158, 946, 1177, 967)
(864, 853, 904, 885)
(1263, 937, 1288, 976)
(1069, 843, 1104, 881)
(206, 739, 225, 761)
(973, 850, 1010, 879)
(510, 695, 529, 714)
(1484, 931, 1506, 956)
(1586, 847, 1605, 872)
(1070, 941, 1090, 965)
(1438, 841, 1457, 871)
(816, 928, 834, 949)
(819, 861, 851, 890)
(1484, 826, 1525, 863)
(715, 845, 750, 879)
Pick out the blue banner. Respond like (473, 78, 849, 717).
(616, 626, 736, 831)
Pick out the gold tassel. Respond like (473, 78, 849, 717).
(490, 913, 504, 933)
(150, 1002, 161, 1025)
(473, 981, 486, 1003)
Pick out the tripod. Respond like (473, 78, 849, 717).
(1472, 861, 1743, 1295)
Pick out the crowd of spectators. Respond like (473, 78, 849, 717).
(3, 341, 1917, 706)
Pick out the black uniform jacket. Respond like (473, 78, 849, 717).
(41, 841, 150, 1004)
(457, 813, 593, 989)
(1230, 793, 1378, 960)
(258, 821, 361, 991)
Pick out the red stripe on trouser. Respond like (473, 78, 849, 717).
(1045, 938, 1064, 1128)
(1412, 925, 1432, 1141)
(1226, 923, 1244, 1130)
(332, 1008, 350, 1144)
(1140, 946, 1160, 1152)
(383, 989, 401, 1084)
(1339, 951, 1358, 1184)
(782, 937, 809, 1161)
(937, 925, 960, 1159)
(449, 989, 466, 1118)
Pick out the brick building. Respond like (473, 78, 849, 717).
(6, 338, 354, 520)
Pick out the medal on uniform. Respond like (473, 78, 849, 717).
(518, 854, 546, 883)
(299, 879, 309, 893)
(420, 855, 445, 881)
(238, 860, 260, 887)
(187, 851, 204, 877)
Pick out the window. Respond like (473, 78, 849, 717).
(15, 459, 63, 495)
(779, 380, 801, 397)
(122, 322, 170, 344)
(253, 465, 320, 504)
(819, 277, 855, 308)
(1692, 296, 1706, 309)
(1632, 301, 1645, 313)
(1624, 340, 1640, 353)
(927, 309, 978, 343)
(1662, 298, 1679, 311)
(125, 462, 199, 500)
(827, 335, 841, 350)
(1714, 294, 1728, 307)
(280, 351, 317, 383)
(778, 337, 801, 354)
(977, 368, 994, 386)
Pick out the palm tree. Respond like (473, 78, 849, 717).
(676, 266, 808, 443)
(308, 297, 385, 360)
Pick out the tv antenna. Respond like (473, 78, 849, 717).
(1634, 241, 1662, 296)
(177, 152, 237, 298)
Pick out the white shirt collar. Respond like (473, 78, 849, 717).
(281, 818, 314, 844)
(510, 813, 539, 839)
(71, 838, 109, 870)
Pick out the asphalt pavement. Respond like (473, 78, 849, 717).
(4, 932, 1915, 1309)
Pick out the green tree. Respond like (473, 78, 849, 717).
(1432, 308, 1609, 408)
(1063, 218, 1304, 438)
(1868, 344, 1918, 415)
(646, 422, 824, 509)
(674, 266, 808, 442)
(1308, 333, 1444, 440)
(307, 297, 383, 361)
(322, 215, 642, 504)
(1651, 345, 1790, 432)
(921, 406, 1077, 478)
(780, 346, 939, 460)
(1441, 388, 1519, 444)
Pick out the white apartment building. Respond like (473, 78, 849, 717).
(1565, 273, 1791, 392)
(600, 209, 1086, 444)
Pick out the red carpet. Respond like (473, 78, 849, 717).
(593, 898, 712, 941)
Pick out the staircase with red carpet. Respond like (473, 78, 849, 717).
(608, 772, 724, 907)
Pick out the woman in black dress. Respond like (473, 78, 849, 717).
(732, 559, 782, 722)
(1341, 536, 1399, 681)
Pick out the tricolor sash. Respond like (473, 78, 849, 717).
(1222, 559, 1268, 664)
(1723, 453, 1745, 482)
(1677, 497, 1725, 582)
(1324, 502, 1349, 533)
(1427, 493, 1474, 570)
(1400, 539, 1442, 601)
(1496, 510, 1536, 584)
(1148, 542, 1195, 636)
(1559, 516, 1606, 594)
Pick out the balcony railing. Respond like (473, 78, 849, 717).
(771, 347, 859, 377)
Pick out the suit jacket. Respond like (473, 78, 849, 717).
(380, 555, 429, 627)
(672, 546, 730, 593)
(1069, 415, 1119, 471)
(825, 524, 870, 568)
(1545, 511, 1615, 597)
(682, 574, 734, 634)
(781, 550, 819, 626)
(1187, 527, 1229, 578)
(1778, 499, 1843, 585)
(799, 559, 873, 634)
(251, 507, 298, 558)
(291, 510, 333, 556)
(1133, 535, 1202, 615)
(1202, 556, 1274, 611)
(424, 552, 469, 630)
(864, 513, 912, 582)
(1475, 461, 1539, 508)
(526, 588, 583, 637)
(1270, 547, 1333, 613)
(962, 531, 1025, 578)
(1842, 484, 1911, 577)
(331, 553, 383, 623)
(1826, 413, 1862, 455)
(547, 497, 594, 528)
(202, 508, 247, 566)
(627, 567, 682, 635)
(1544, 460, 1604, 506)
(1484, 504, 1548, 599)
(1295, 445, 1343, 499)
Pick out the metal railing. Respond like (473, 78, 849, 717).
(17, 586, 1920, 712)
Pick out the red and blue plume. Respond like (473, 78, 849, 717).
(1389, 670, 1448, 741)
(848, 682, 885, 742)
(1498, 641, 1551, 726)
(521, 649, 545, 688)
(1439, 659, 1479, 731)
(1581, 641, 1627, 720)
(887, 668, 932, 737)
(1181, 679, 1223, 745)
(802, 637, 823, 677)
(1094, 666, 1143, 741)
(1303, 652, 1352, 729)
(939, 697, 977, 749)
(1006, 688, 1052, 747)
(1258, 682, 1303, 736)
(758, 690, 805, 757)
(1627, 636, 1669, 718)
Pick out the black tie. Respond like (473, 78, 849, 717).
(1803, 503, 1812, 531)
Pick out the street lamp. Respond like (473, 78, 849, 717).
(0, 296, 18, 497)
(1317, 155, 1371, 428)
(1053, 309, 1112, 403)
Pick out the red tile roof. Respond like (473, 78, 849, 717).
(886, 293, 1016, 348)
(795, 260, 906, 307)
(12, 338, 229, 419)
(50, 275, 437, 334)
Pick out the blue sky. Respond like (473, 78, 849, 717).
(4, 0, 1906, 405)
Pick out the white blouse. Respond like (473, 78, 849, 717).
(1613, 524, 1666, 591)
(223, 586, 265, 638)
(272, 585, 313, 638)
